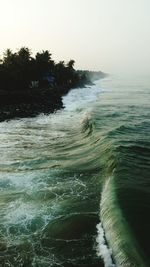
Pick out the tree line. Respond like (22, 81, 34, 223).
(0, 48, 106, 121)
(0, 47, 89, 92)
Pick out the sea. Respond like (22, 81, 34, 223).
(0, 75, 150, 267)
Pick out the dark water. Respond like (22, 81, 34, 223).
(0, 75, 150, 266)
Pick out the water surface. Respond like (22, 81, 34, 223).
(0, 75, 150, 266)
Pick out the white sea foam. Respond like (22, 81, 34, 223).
(96, 222, 115, 267)
(63, 81, 102, 112)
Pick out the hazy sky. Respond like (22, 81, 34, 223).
(0, 0, 150, 74)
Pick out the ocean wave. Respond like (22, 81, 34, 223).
(99, 176, 148, 267)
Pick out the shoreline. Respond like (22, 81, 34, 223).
(0, 76, 106, 123)
(0, 47, 106, 122)
(0, 83, 90, 122)
(0, 86, 66, 122)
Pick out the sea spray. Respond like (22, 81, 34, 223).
(96, 222, 115, 267)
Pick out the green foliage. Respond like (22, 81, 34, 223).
(66, 59, 75, 69)
(0, 47, 32, 90)
(0, 47, 103, 93)
(0, 48, 78, 91)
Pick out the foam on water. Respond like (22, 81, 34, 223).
(1, 76, 149, 266)
(63, 81, 102, 112)
(96, 223, 115, 267)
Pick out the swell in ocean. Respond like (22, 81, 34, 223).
(0, 76, 150, 266)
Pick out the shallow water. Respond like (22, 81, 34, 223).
(0, 75, 150, 266)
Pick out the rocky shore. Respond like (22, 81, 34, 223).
(0, 87, 64, 122)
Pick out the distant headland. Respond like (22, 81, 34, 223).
(0, 47, 106, 121)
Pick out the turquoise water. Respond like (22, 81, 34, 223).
(0, 76, 150, 266)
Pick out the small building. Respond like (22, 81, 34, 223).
(30, 80, 39, 88)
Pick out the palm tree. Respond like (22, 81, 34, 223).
(66, 59, 75, 69)
(35, 50, 54, 78)
(3, 49, 16, 67)
(17, 47, 31, 64)
(54, 61, 66, 86)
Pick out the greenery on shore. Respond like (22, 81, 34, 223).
(0, 47, 106, 121)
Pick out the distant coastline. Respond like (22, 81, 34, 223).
(0, 47, 107, 122)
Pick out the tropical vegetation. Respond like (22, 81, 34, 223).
(0, 47, 105, 121)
